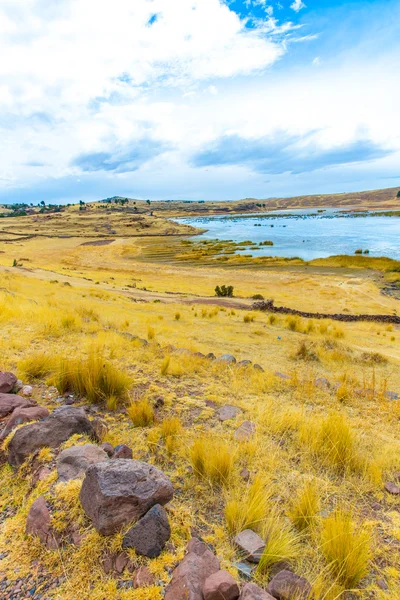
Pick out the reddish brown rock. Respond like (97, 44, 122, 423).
(164, 538, 220, 600)
(114, 552, 129, 574)
(57, 444, 108, 481)
(240, 583, 275, 599)
(234, 529, 265, 563)
(113, 444, 133, 459)
(0, 405, 49, 440)
(0, 393, 35, 419)
(0, 372, 17, 394)
(26, 496, 58, 550)
(80, 459, 173, 535)
(266, 570, 312, 600)
(133, 566, 155, 588)
(384, 481, 400, 495)
(218, 405, 242, 422)
(203, 570, 240, 600)
(234, 421, 256, 441)
(100, 442, 114, 457)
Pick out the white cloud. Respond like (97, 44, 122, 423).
(290, 0, 306, 12)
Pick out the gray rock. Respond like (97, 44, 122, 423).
(384, 481, 400, 495)
(80, 459, 173, 535)
(234, 421, 256, 441)
(218, 354, 237, 364)
(240, 583, 275, 599)
(206, 353, 216, 360)
(7, 406, 98, 467)
(233, 561, 254, 581)
(238, 360, 252, 368)
(113, 444, 133, 459)
(122, 504, 171, 557)
(234, 530, 265, 563)
(100, 442, 114, 457)
(266, 570, 312, 600)
(203, 570, 240, 600)
(57, 444, 108, 482)
(164, 538, 220, 600)
(21, 385, 33, 397)
(253, 364, 264, 372)
(0, 372, 18, 394)
(0, 393, 35, 419)
(0, 405, 49, 440)
(217, 405, 242, 422)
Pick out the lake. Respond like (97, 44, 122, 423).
(175, 211, 400, 261)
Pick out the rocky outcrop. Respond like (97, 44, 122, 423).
(79, 459, 173, 535)
(7, 406, 98, 467)
(57, 444, 108, 482)
(0, 372, 18, 394)
(266, 570, 312, 600)
(203, 570, 240, 600)
(164, 538, 220, 600)
(0, 405, 49, 440)
(26, 496, 58, 550)
(122, 504, 171, 557)
(0, 393, 35, 419)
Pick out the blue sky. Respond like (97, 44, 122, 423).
(0, 0, 399, 203)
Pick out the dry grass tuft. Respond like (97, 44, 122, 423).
(225, 476, 271, 535)
(127, 398, 154, 427)
(289, 480, 320, 530)
(258, 507, 301, 574)
(190, 436, 235, 486)
(19, 352, 54, 381)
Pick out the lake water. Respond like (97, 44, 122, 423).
(175, 211, 400, 261)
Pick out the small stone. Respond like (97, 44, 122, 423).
(114, 552, 128, 574)
(266, 569, 312, 600)
(240, 468, 250, 482)
(234, 530, 265, 563)
(154, 396, 165, 408)
(376, 578, 388, 591)
(133, 566, 155, 588)
(315, 377, 330, 390)
(203, 570, 240, 600)
(100, 442, 114, 457)
(240, 582, 275, 599)
(233, 561, 254, 581)
(238, 360, 252, 367)
(102, 555, 113, 574)
(253, 364, 264, 372)
(384, 481, 400, 495)
(234, 421, 256, 441)
(122, 504, 171, 558)
(274, 372, 291, 381)
(21, 385, 33, 397)
(206, 353, 216, 360)
(0, 372, 18, 394)
(218, 354, 237, 364)
(113, 444, 133, 459)
(218, 405, 242, 422)
(26, 496, 58, 550)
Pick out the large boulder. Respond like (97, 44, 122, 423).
(240, 583, 275, 600)
(234, 529, 265, 563)
(57, 444, 108, 482)
(122, 504, 171, 557)
(0, 372, 17, 394)
(203, 570, 240, 600)
(0, 405, 49, 440)
(26, 496, 58, 550)
(266, 570, 312, 600)
(164, 538, 220, 600)
(0, 393, 35, 419)
(7, 406, 98, 467)
(80, 459, 173, 535)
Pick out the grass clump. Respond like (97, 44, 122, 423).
(160, 355, 171, 375)
(53, 350, 131, 406)
(19, 352, 54, 381)
(313, 413, 357, 474)
(320, 509, 371, 588)
(127, 398, 154, 427)
(289, 480, 320, 530)
(258, 508, 301, 574)
(225, 476, 270, 535)
(190, 436, 235, 486)
(243, 314, 255, 323)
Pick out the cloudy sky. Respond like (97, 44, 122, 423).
(1, 0, 399, 203)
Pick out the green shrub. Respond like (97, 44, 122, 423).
(215, 285, 234, 297)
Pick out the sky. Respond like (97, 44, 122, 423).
(0, 0, 399, 203)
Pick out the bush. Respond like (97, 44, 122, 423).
(321, 510, 371, 588)
(215, 285, 234, 297)
(252, 294, 264, 300)
(354, 249, 363, 255)
(127, 399, 154, 427)
(243, 314, 255, 323)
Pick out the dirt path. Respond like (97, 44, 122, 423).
(0, 264, 252, 309)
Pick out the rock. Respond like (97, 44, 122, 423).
(193, 352, 206, 359)
(253, 364, 264, 372)
(113, 444, 133, 459)
(384, 481, 400, 495)
(90, 417, 108, 440)
(238, 360, 252, 367)
(21, 385, 33, 397)
(114, 552, 128, 574)
(133, 565, 155, 588)
(0, 393, 35, 419)
(122, 504, 170, 558)
(154, 396, 165, 408)
(218, 405, 242, 421)
(234, 421, 256, 441)
(7, 406, 98, 467)
(0, 405, 49, 440)
(376, 578, 388, 591)
(234, 530, 265, 563)
(102, 555, 113, 574)
(266, 570, 312, 600)
(203, 570, 240, 600)
(240, 583, 275, 599)
(315, 377, 330, 390)
(274, 372, 291, 381)
(164, 538, 220, 600)
(0, 372, 18, 394)
(233, 562, 254, 581)
(100, 442, 114, 457)
(206, 353, 216, 360)
(57, 444, 108, 482)
(80, 459, 173, 535)
(240, 468, 250, 482)
(26, 496, 58, 550)
(218, 354, 237, 364)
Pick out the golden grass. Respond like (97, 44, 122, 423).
(289, 480, 320, 531)
(225, 476, 271, 535)
(190, 436, 235, 486)
(258, 507, 301, 574)
(127, 398, 155, 427)
(19, 352, 54, 381)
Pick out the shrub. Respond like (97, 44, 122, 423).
(289, 480, 320, 530)
(127, 399, 154, 427)
(215, 285, 234, 297)
(321, 510, 371, 588)
(252, 294, 264, 300)
(190, 436, 235, 486)
(243, 314, 255, 323)
(354, 249, 363, 255)
(19, 352, 54, 381)
(225, 476, 270, 535)
(174, 312, 181, 321)
(268, 314, 276, 325)
(53, 350, 131, 406)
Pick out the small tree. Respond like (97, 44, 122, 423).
(215, 285, 234, 297)
(397, 190, 400, 198)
